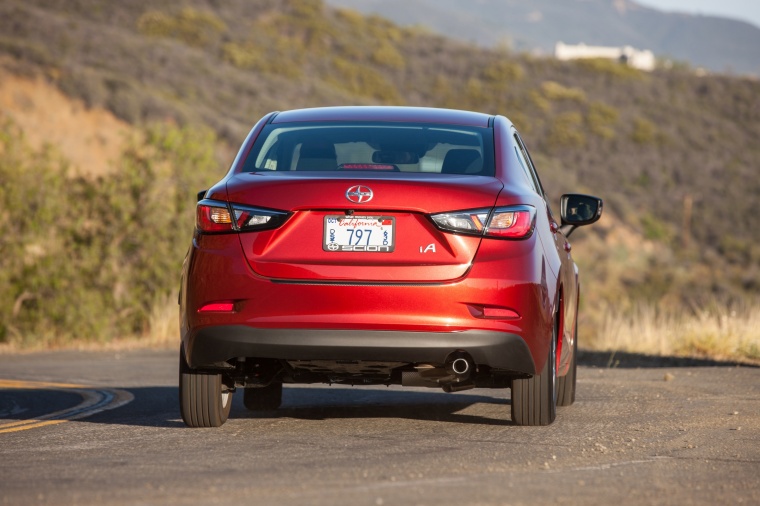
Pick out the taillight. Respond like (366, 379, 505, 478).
(431, 205, 535, 239)
(196, 199, 290, 233)
(485, 206, 536, 238)
(431, 209, 490, 234)
(197, 202, 233, 233)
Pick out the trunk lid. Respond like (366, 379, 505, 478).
(226, 172, 503, 282)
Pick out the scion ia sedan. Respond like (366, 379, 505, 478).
(179, 106, 602, 427)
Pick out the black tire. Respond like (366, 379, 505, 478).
(179, 346, 233, 427)
(511, 320, 558, 426)
(243, 383, 283, 411)
(557, 317, 578, 407)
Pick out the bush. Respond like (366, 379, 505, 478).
(221, 42, 263, 70)
(0, 119, 220, 346)
(641, 212, 674, 243)
(631, 116, 658, 144)
(586, 102, 619, 139)
(137, 8, 226, 47)
(577, 58, 644, 80)
(371, 41, 406, 69)
(327, 57, 401, 101)
(0, 37, 54, 67)
(541, 80, 586, 102)
(482, 60, 524, 83)
(547, 111, 586, 149)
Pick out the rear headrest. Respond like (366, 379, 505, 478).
(296, 141, 337, 171)
(441, 149, 483, 174)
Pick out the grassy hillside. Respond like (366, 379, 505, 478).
(1, 0, 758, 359)
(326, 0, 760, 75)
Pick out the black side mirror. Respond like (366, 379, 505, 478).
(560, 194, 603, 236)
(197, 190, 207, 202)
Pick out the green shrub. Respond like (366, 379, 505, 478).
(541, 80, 586, 102)
(482, 60, 524, 83)
(641, 212, 674, 243)
(631, 116, 658, 144)
(464, 78, 487, 108)
(327, 57, 400, 101)
(529, 90, 551, 112)
(577, 58, 644, 80)
(586, 102, 619, 139)
(137, 8, 226, 47)
(0, 119, 220, 346)
(221, 42, 263, 70)
(547, 111, 586, 148)
(221, 38, 302, 78)
(288, 0, 324, 19)
(0, 37, 54, 66)
(371, 41, 406, 69)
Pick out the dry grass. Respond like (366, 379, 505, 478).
(0, 296, 178, 355)
(5, 295, 759, 365)
(587, 301, 760, 364)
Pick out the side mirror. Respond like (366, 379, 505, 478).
(560, 194, 602, 236)
(197, 190, 207, 202)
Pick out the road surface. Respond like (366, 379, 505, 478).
(1, 349, 758, 505)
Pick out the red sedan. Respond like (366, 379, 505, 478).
(179, 106, 602, 427)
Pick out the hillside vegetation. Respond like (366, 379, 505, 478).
(326, 0, 760, 75)
(0, 0, 758, 360)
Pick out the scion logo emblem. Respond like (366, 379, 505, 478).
(346, 185, 373, 204)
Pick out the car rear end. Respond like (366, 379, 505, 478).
(180, 107, 550, 396)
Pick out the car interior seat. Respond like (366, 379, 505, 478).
(296, 141, 338, 171)
(441, 149, 483, 174)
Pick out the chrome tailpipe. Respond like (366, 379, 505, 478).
(448, 357, 471, 377)
(400, 353, 476, 392)
(445, 352, 473, 381)
(442, 352, 475, 392)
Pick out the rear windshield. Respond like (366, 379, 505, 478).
(241, 122, 495, 176)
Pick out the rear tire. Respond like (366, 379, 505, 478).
(179, 346, 233, 427)
(511, 320, 558, 426)
(557, 318, 578, 407)
(243, 383, 283, 411)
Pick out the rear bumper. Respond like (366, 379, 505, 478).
(180, 232, 555, 377)
(185, 326, 536, 375)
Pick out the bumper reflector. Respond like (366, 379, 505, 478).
(482, 307, 520, 319)
(198, 301, 235, 313)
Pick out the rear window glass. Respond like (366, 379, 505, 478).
(241, 122, 494, 176)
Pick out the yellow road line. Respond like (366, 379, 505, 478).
(0, 420, 67, 434)
(0, 379, 87, 389)
(0, 379, 134, 434)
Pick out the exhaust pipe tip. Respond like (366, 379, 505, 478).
(445, 352, 474, 380)
(451, 357, 470, 376)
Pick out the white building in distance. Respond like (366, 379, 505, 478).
(555, 42, 656, 71)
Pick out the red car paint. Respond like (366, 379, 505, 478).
(178, 106, 602, 427)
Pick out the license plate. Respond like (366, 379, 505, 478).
(323, 215, 395, 252)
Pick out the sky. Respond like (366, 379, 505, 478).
(636, 0, 760, 28)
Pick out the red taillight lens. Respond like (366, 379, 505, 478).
(197, 203, 233, 233)
(431, 205, 535, 239)
(196, 199, 291, 234)
(485, 206, 536, 239)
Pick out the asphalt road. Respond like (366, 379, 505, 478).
(0, 349, 758, 506)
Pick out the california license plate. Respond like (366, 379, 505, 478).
(323, 215, 395, 252)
